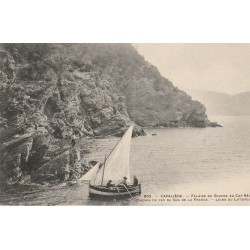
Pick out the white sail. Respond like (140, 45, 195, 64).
(79, 162, 101, 184)
(94, 125, 133, 186)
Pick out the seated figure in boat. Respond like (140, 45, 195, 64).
(118, 177, 128, 187)
(106, 180, 114, 188)
(133, 176, 139, 187)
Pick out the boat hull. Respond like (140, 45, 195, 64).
(89, 184, 141, 199)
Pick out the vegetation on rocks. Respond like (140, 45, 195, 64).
(0, 44, 219, 186)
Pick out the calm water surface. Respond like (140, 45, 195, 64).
(1, 116, 250, 205)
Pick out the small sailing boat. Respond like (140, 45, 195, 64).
(80, 125, 141, 199)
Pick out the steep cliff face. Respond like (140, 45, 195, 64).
(0, 44, 212, 133)
(0, 44, 217, 185)
(87, 44, 210, 128)
(0, 44, 146, 139)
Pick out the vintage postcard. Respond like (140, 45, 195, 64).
(0, 43, 250, 205)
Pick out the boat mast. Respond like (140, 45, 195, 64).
(101, 154, 106, 186)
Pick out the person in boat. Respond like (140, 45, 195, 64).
(133, 176, 139, 187)
(119, 177, 128, 187)
(106, 180, 114, 188)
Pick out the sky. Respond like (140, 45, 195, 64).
(134, 44, 250, 95)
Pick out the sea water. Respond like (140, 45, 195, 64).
(1, 116, 250, 205)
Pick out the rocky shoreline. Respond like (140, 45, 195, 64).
(0, 44, 222, 187)
(152, 120, 222, 128)
(0, 125, 147, 188)
(1, 132, 89, 187)
(0, 121, 223, 188)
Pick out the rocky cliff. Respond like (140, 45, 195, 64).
(0, 44, 219, 186)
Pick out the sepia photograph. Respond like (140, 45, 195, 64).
(1, 1, 250, 249)
(0, 43, 250, 206)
